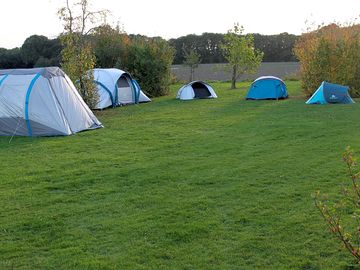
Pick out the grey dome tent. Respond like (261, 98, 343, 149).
(176, 81, 217, 100)
(0, 67, 102, 136)
(92, 68, 151, 109)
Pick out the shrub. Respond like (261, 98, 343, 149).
(294, 23, 360, 97)
(60, 33, 98, 108)
(315, 147, 360, 267)
(119, 36, 174, 97)
(92, 24, 130, 68)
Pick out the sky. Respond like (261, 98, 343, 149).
(0, 0, 359, 49)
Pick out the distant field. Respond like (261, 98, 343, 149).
(171, 62, 300, 82)
(2, 81, 360, 269)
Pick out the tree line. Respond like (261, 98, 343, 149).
(0, 35, 61, 69)
(169, 32, 298, 64)
(0, 31, 298, 70)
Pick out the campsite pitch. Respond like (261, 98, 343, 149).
(1, 81, 360, 269)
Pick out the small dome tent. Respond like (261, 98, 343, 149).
(176, 81, 217, 100)
(0, 67, 102, 137)
(246, 76, 288, 100)
(306, 81, 354, 104)
(92, 68, 151, 109)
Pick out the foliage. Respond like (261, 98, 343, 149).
(58, 0, 107, 108)
(221, 23, 263, 89)
(60, 33, 97, 107)
(294, 23, 360, 97)
(315, 147, 360, 267)
(3, 81, 360, 269)
(1, 32, 299, 70)
(170, 33, 226, 64)
(119, 36, 174, 97)
(0, 48, 25, 68)
(169, 32, 298, 64)
(182, 45, 201, 82)
(21, 35, 50, 67)
(253, 33, 298, 62)
(91, 24, 130, 68)
(34, 56, 55, 68)
(0, 36, 61, 69)
(21, 35, 61, 67)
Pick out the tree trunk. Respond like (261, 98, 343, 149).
(189, 66, 194, 82)
(231, 65, 237, 89)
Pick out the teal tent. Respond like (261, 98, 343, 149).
(246, 76, 288, 100)
(306, 81, 354, 104)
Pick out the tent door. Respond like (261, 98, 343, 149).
(192, 82, 211, 98)
(117, 76, 133, 104)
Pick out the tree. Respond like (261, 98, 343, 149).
(294, 23, 360, 97)
(21, 35, 49, 67)
(253, 33, 298, 62)
(221, 23, 263, 89)
(0, 48, 25, 69)
(182, 45, 201, 82)
(58, 0, 107, 108)
(91, 24, 129, 68)
(120, 36, 174, 97)
(21, 35, 62, 68)
(41, 38, 62, 66)
(169, 33, 226, 64)
(169, 32, 298, 65)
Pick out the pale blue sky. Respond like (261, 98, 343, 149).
(1, 0, 359, 48)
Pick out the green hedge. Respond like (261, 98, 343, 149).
(119, 37, 174, 97)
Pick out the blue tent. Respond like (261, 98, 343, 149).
(246, 76, 288, 100)
(306, 81, 354, 104)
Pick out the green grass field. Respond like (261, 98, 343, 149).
(1, 81, 360, 269)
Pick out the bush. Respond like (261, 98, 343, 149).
(60, 33, 98, 108)
(315, 147, 360, 267)
(294, 23, 360, 97)
(119, 36, 174, 97)
(92, 25, 129, 68)
(0, 48, 26, 69)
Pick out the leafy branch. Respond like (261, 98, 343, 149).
(315, 147, 360, 266)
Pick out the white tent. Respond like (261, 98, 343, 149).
(92, 68, 151, 109)
(0, 67, 102, 137)
(176, 81, 217, 100)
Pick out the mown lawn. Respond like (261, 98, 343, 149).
(1, 81, 360, 269)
